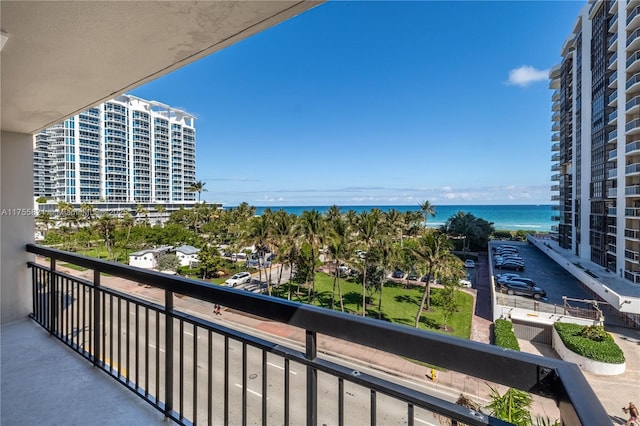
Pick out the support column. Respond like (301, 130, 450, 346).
(1, 131, 35, 324)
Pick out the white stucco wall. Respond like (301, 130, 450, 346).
(1, 131, 35, 324)
(129, 254, 157, 269)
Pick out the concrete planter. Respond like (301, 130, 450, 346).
(552, 328, 626, 375)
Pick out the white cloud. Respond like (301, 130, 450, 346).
(506, 65, 549, 87)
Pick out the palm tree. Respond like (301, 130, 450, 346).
(271, 210, 297, 298)
(95, 213, 117, 260)
(35, 211, 54, 238)
(296, 210, 324, 301)
(354, 209, 384, 316)
(135, 204, 149, 227)
(384, 208, 404, 246)
(243, 214, 272, 294)
(442, 211, 479, 252)
(419, 200, 436, 228)
(409, 230, 455, 328)
(325, 213, 352, 312)
(188, 180, 208, 203)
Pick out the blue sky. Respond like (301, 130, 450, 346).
(130, 0, 585, 207)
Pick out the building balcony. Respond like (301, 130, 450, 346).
(626, 228, 640, 239)
(629, 5, 640, 27)
(624, 270, 640, 284)
(609, 90, 618, 106)
(608, 187, 618, 197)
(626, 185, 640, 196)
(609, 70, 618, 88)
(552, 99, 561, 111)
(625, 250, 640, 262)
(551, 173, 561, 181)
(609, 11, 619, 32)
(552, 142, 560, 151)
(551, 184, 560, 191)
(10, 245, 609, 426)
(551, 195, 560, 201)
(626, 162, 640, 174)
(609, 168, 619, 178)
(609, 32, 619, 52)
(629, 28, 640, 53)
(549, 77, 560, 90)
(608, 225, 618, 235)
(608, 148, 618, 161)
(551, 164, 561, 172)
(551, 123, 561, 132)
(609, 207, 618, 215)
(608, 109, 618, 124)
(551, 215, 561, 221)
(551, 112, 561, 122)
(628, 140, 640, 154)
(607, 243, 617, 255)
(609, 128, 618, 142)
(626, 207, 640, 217)
(630, 54, 640, 78)
(552, 89, 561, 102)
(626, 118, 640, 134)
(552, 153, 561, 162)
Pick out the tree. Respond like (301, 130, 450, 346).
(439, 278, 460, 331)
(243, 213, 272, 294)
(135, 204, 149, 227)
(198, 245, 222, 280)
(354, 209, 385, 316)
(188, 180, 208, 203)
(35, 196, 48, 204)
(485, 386, 533, 426)
(419, 200, 436, 228)
(95, 213, 117, 260)
(408, 230, 456, 327)
(296, 210, 324, 300)
(35, 212, 54, 237)
(157, 253, 180, 272)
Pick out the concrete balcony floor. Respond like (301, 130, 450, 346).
(1, 319, 170, 425)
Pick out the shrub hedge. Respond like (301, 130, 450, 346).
(494, 319, 520, 351)
(554, 322, 625, 364)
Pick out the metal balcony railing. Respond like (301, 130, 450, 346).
(25, 244, 609, 426)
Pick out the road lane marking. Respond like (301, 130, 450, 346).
(414, 417, 431, 425)
(267, 361, 297, 375)
(234, 383, 262, 397)
(148, 343, 166, 353)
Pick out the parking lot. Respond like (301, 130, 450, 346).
(489, 241, 595, 309)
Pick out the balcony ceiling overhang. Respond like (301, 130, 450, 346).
(0, 1, 322, 134)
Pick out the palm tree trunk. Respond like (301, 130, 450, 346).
(361, 264, 368, 317)
(331, 269, 337, 309)
(414, 268, 432, 328)
(377, 282, 383, 319)
(337, 279, 344, 312)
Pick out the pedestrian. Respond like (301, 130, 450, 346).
(215, 304, 222, 316)
(623, 402, 639, 426)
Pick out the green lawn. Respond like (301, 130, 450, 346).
(274, 272, 473, 339)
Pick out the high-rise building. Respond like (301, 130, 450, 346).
(33, 94, 197, 204)
(551, 0, 640, 285)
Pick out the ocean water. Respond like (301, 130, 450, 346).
(253, 204, 554, 232)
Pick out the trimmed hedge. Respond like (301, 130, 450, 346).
(494, 319, 520, 351)
(554, 322, 625, 364)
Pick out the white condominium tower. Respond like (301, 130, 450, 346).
(33, 94, 196, 204)
(551, 0, 640, 285)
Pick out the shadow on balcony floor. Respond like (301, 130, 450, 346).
(1, 319, 170, 425)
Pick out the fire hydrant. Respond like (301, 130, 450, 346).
(431, 368, 437, 382)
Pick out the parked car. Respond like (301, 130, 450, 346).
(406, 271, 420, 281)
(464, 259, 476, 268)
(496, 261, 525, 271)
(504, 277, 536, 287)
(392, 269, 405, 279)
(225, 271, 252, 287)
(495, 273, 520, 284)
(459, 278, 472, 287)
(499, 281, 546, 299)
(337, 264, 351, 276)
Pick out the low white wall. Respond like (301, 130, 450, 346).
(552, 328, 626, 375)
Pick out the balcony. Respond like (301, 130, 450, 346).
(625, 250, 640, 262)
(626, 72, 640, 92)
(609, 11, 619, 32)
(551, 164, 561, 172)
(627, 185, 640, 195)
(608, 225, 618, 234)
(624, 270, 640, 283)
(551, 195, 560, 201)
(626, 207, 640, 217)
(551, 173, 561, 181)
(552, 142, 560, 151)
(626, 162, 640, 174)
(551, 215, 561, 221)
(628, 142, 640, 157)
(626, 228, 640, 239)
(552, 89, 561, 102)
(609, 168, 618, 178)
(608, 187, 618, 197)
(551, 112, 561, 123)
(14, 244, 609, 426)
(608, 109, 618, 124)
(609, 70, 618, 88)
(607, 243, 617, 255)
(627, 96, 640, 114)
(608, 32, 618, 51)
(628, 51, 640, 73)
(609, 207, 618, 215)
(551, 123, 561, 132)
(608, 129, 618, 142)
(626, 118, 640, 134)
(609, 90, 618, 106)
(552, 99, 561, 111)
(628, 5, 640, 27)
(552, 153, 561, 162)
(608, 148, 618, 161)
(551, 184, 560, 191)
